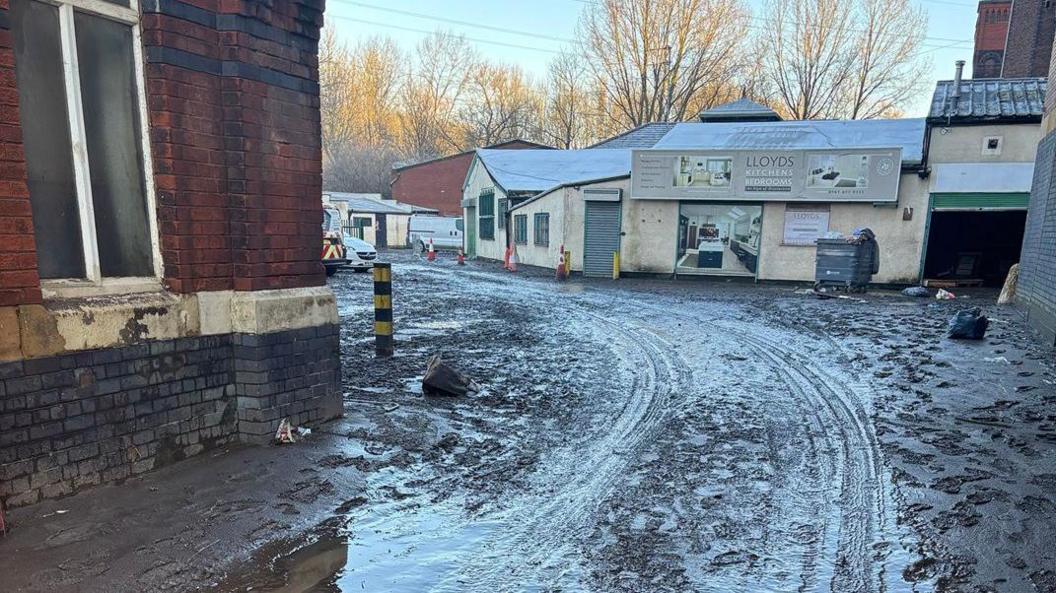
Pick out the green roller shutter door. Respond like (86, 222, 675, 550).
(930, 193, 1031, 211)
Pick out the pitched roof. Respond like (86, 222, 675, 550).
(698, 98, 782, 122)
(654, 118, 927, 165)
(474, 148, 632, 193)
(589, 122, 678, 149)
(929, 78, 1046, 122)
(324, 192, 437, 214)
(392, 139, 553, 172)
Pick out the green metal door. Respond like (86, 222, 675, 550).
(465, 207, 477, 257)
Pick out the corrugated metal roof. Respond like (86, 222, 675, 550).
(475, 148, 632, 193)
(590, 123, 678, 149)
(654, 119, 927, 164)
(324, 192, 436, 214)
(929, 78, 1046, 122)
(698, 98, 781, 122)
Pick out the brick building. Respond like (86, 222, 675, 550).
(1002, 0, 1056, 78)
(390, 139, 549, 217)
(0, 0, 341, 508)
(1018, 30, 1056, 344)
(973, 0, 1011, 78)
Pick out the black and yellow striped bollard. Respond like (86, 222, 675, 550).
(373, 263, 394, 357)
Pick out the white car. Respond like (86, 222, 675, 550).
(343, 235, 377, 272)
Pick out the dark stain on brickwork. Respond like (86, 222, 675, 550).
(118, 306, 170, 344)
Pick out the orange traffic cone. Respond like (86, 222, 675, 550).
(503, 246, 512, 270)
(427, 238, 436, 262)
(457, 247, 465, 265)
(509, 246, 518, 272)
(556, 248, 566, 281)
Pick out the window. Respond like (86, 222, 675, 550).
(455, 218, 464, 232)
(513, 214, 528, 245)
(352, 216, 373, 228)
(982, 136, 1003, 156)
(479, 189, 495, 240)
(11, 0, 156, 281)
(533, 213, 550, 246)
(497, 198, 509, 230)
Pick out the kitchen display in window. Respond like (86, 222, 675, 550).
(676, 203, 762, 277)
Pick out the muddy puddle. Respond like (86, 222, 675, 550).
(212, 500, 499, 593)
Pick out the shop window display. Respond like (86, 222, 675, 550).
(676, 203, 762, 276)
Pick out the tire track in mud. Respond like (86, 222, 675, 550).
(589, 285, 884, 592)
(400, 264, 884, 591)
(584, 289, 885, 592)
(406, 265, 696, 589)
(714, 323, 884, 593)
(447, 308, 694, 590)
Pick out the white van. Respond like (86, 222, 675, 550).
(408, 215, 463, 252)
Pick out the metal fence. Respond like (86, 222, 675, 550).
(342, 224, 365, 240)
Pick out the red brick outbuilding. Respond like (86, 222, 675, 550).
(390, 140, 551, 217)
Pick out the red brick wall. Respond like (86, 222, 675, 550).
(1, 0, 326, 298)
(144, 0, 326, 292)
(391, 140, 546, 217)
(973, 0, 1011, 78)
(0, 0, 42, 307)
(1003, 0, 1056, 78)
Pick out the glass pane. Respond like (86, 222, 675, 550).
(75, 11, 153, 277)
(99, 0, 131, 5)
(676, 203, 762, 276)
(11, 0, 86, 279)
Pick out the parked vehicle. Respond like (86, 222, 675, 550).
(342, 234, 378, 273)
(322, 207, 348, 276)
(408, 215, 463, 252)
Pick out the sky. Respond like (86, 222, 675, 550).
(324, 0, 981, 118)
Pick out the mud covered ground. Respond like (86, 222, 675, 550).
(3, 250, 1054, 593)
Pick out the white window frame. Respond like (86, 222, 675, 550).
(35, 0, 162, 295)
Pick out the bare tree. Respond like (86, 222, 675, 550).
(579, 0, 750, 129)
(842, 0, 929, 119)
(459, 63, 544, 147)
(319, 30, 404, 192)
(540, 51, 599, 148)
(397, 31, 477, 159)
(319, 29, 356, 165)
(758, 0, 928, 119)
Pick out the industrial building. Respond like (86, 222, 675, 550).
(323, 192, 437, 248)
(390, 139, 550, 217)
(923, 76, 1046, 287)
(462, 90, 1045, 285)
(0, 0, 340, 508)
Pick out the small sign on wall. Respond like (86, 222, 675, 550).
(783, 206, 830, 246)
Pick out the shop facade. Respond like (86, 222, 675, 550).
(922, 78, 1045, 287)
(471, 119, 931, 283)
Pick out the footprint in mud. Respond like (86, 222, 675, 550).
(710, 549, 760, 568)
(931, 467, 996, 494)
(903, 557, 940, 582)
(1030, 570, 1056, 593)
(281, 480, 336, 504)
(964, 487, 1008, 506)
(275, 502, 300, 516)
